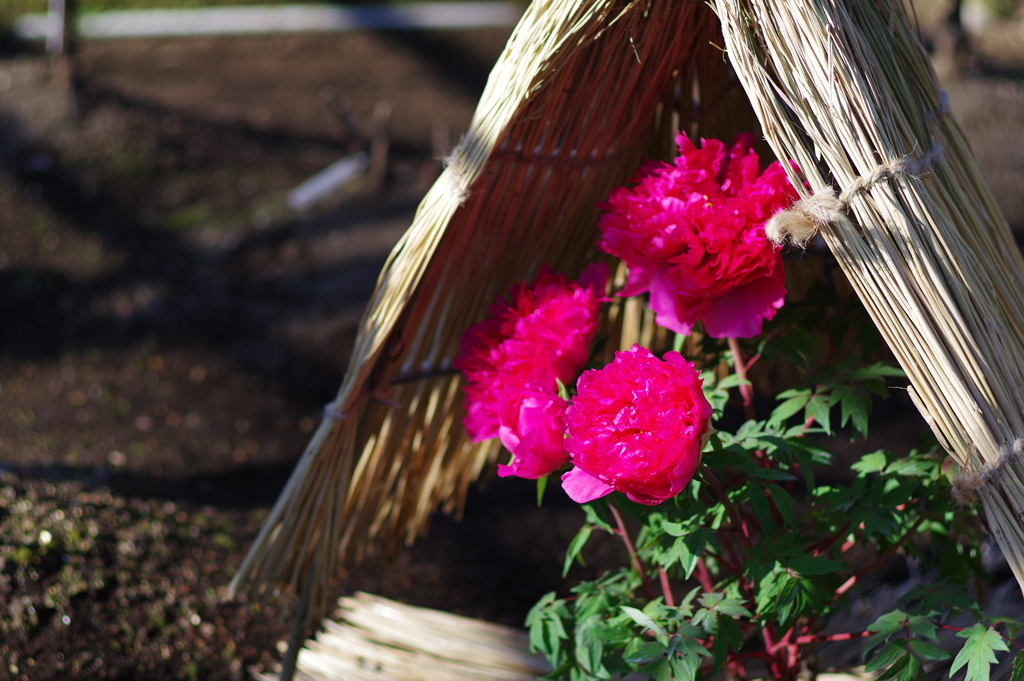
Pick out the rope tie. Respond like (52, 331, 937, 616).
(952, 439, 1024, 507)
(765, 91, 949, 247)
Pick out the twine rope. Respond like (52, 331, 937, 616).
(765, 91, 950, 247)
(952, 439, 1024, 506)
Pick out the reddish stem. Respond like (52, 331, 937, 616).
(695, 557, 715, 593)
(794, 630, 870, 645)
(659, 567, 675, 606)
(806, 522, 851, 556)
(609, 500, 655, 602)
(834, 514, 927, 598)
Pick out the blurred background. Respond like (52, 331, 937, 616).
(1, 0, 1023, 678)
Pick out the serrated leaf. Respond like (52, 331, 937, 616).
(1010, 649, 1024, 681)
(951, 624, 1010, 681)
(620, 606, 668, 637)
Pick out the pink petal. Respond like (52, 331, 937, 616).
(648, 269, 698, 335)
(561, 467, 614, 503)
(700, 270, 786, 338)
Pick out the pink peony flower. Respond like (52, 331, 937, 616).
(561, 345, 713, 505)
(496, 383, 569, 479)
(454, 263, 608, 447)
(599, 132, 798, 338)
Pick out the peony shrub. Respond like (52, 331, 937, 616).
(454, 133, 1010, 681)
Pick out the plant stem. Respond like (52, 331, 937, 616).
(793, 631, 870, 645)
(609, 499, 655, 601)
(695, 557, 714, 593)
(659, 567, 675, 606)
(834, 513, 927, 598)
(728, 336, 756, 420)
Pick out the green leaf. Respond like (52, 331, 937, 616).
(1010, 649, 1024, 681)
(852, 450, 889, 474)
(624, 641, 667, 665)
(785, 553, 847, 576)
(838, 384, 871, 437)
(563, 525, 593, 577)
(866, 641, 910, 673)
(893, 653, 925, 681)
(909, 639, 951, 661)
(845, 362, 906, 381)
(768, 484, 798, 528)
(806, 394, 832, 434)
(582, 502, 614, 533)
(770, 392, 810, 427)
(575, 615, 607, 678)
(620, 606, 668, 638)
(747, 482, 772, 535)
(951, 624, 1010, 681)
(537, 476, 548, 507)
(647, 659, 672, 681)
(672, 528, 711, 579)
(556, 378, 571, 402)
(525, 593, 569, 662)
(749, 468, 797, 481)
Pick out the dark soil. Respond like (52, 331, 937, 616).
(2, 12, 1024, 681)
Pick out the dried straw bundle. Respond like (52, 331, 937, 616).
(254, 592, 550, 681)
(230, 0, 758, 628)
(717, 0, 1024, 588)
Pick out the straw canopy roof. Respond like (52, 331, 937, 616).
(231, 0, 1024, 632)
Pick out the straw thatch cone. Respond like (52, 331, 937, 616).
(717, 0, 1024, 588)
(231, 0, 1024, 648)
(229, 0, 754, 628)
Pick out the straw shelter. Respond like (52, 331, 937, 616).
(229, 0, 1024, 664)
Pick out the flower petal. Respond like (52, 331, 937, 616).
(561, 467, 614, 503)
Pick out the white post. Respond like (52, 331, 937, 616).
(46, 0, 72, 56)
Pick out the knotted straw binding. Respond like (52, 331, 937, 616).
(953, 440, 1024, 507)
(765, 92, 951, 247)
